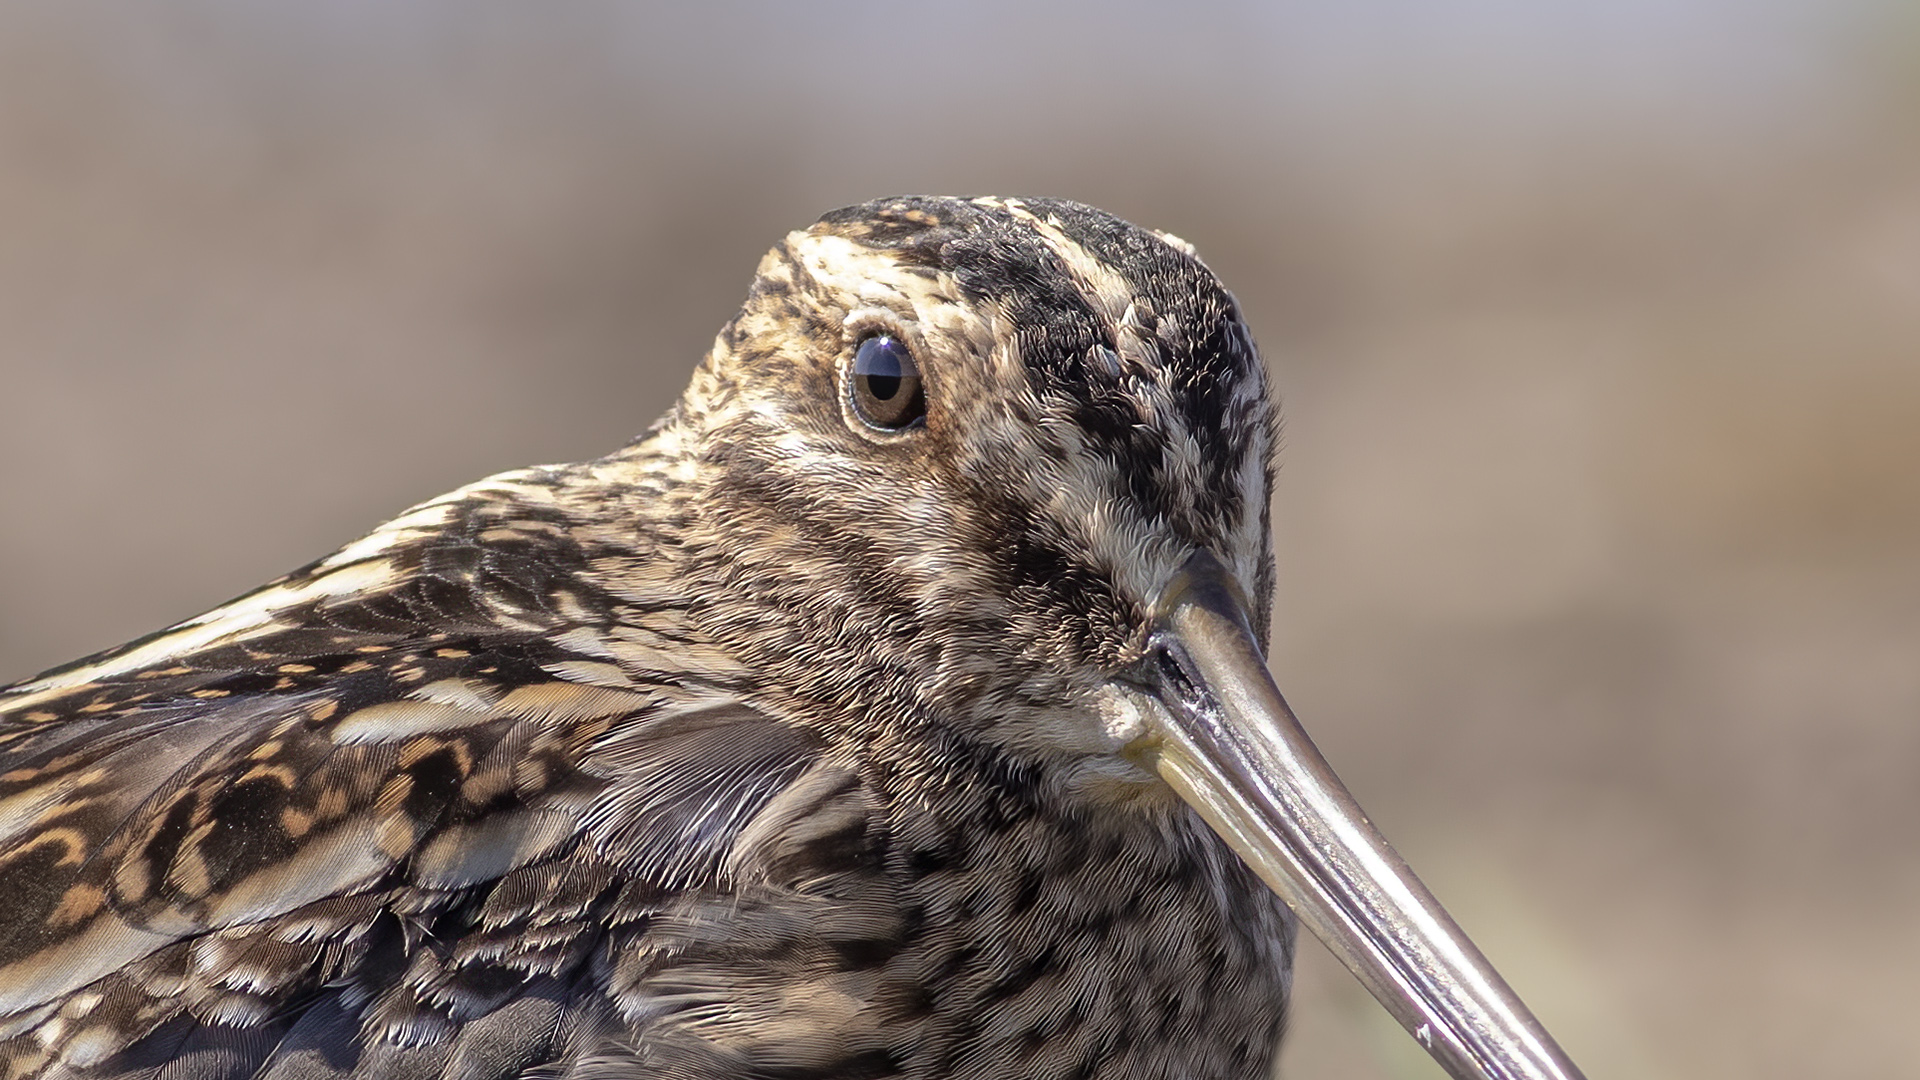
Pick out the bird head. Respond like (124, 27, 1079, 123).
(661, 196, 1272, 775)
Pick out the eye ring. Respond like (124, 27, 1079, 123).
(847, 334, 927, 432)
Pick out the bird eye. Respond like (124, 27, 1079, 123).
(850, 334, 926, 431)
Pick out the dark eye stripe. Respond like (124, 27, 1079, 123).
(851, 335, 926, 431)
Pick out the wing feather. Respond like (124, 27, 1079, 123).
(0, 497, 824, 1080)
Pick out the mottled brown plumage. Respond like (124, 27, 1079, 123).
(0, 197, 1293, 1080)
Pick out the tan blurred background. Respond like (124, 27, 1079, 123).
(2, 2, 1917, 1077)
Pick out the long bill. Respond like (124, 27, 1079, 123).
(1125, 549, 1586, 1080)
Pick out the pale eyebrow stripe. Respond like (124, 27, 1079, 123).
(997, 200, 1137, 333)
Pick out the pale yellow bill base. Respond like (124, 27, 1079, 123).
(1125, 550, 1586, 1080)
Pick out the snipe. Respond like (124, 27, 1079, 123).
(0, 197, 1583, 1080)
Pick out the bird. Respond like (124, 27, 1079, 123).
(0, 196, 1582, 1080)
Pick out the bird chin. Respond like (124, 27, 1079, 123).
(1044, 680, 1190, 799)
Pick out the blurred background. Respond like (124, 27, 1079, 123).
(2, 2, 1916, 1077)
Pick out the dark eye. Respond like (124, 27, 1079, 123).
(850, 334, 926, 430)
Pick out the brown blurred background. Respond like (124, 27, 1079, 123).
(2, 2, 1917, 1077)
